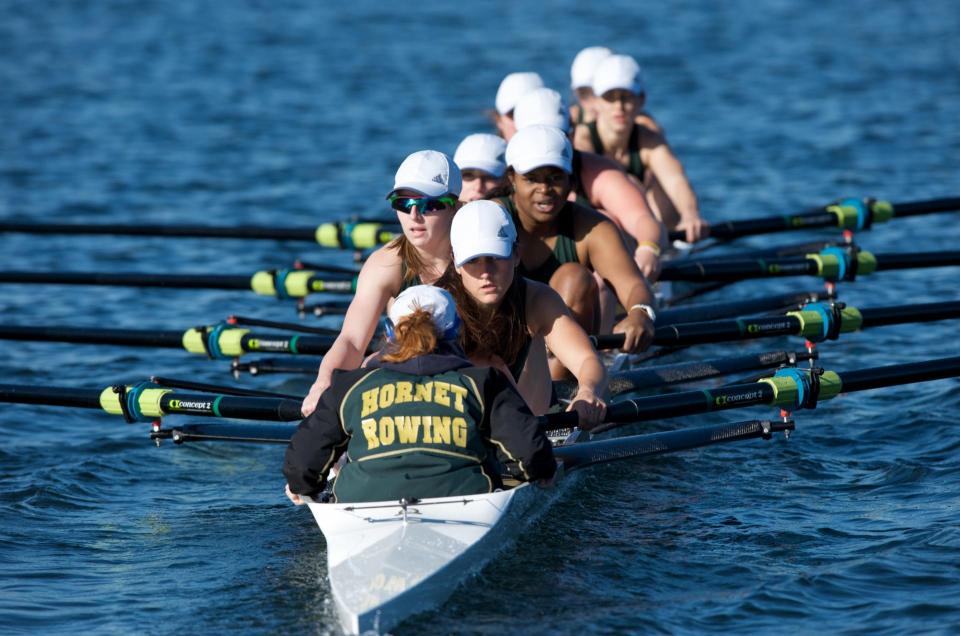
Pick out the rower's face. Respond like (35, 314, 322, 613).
(495, 113, 517, 141)
(392, 189, 458, 247)
(509, 167, 572, 223)
(456, 254, 517, 306)
(459, 170, 502, 203)
(598, 89, 640, 128)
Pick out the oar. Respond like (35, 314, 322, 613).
(591, 300, 960, 350)
(0, 219, 400, 250)
(147, 418, 796, 458)
(0, 383, 303, 421)
(554, 419, 794, 471)
(658, 249, 960, 283)
(0, 323, 346, 358)
(668, 196, 960, 242)
(295, 288, 834, 327)
(581, 355, 960, 435)
(0, 268, 359, 297)
(553, 349, 816, 400)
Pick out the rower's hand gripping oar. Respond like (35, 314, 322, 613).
(668, 196, 960, 242)
(590, 300, 960, 351)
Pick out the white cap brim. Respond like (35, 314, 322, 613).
(457, 159, 505, 178)
(388, 180, 450, 198)
(454, 238, 513, 267)
(512, 154, 572, 175)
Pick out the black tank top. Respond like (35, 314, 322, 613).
(499, 197, 579, 285)
(586, 121, 645, 182)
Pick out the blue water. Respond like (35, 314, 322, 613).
(2, 1, 960, 634)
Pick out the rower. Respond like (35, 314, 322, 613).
(300, 150, 462, 417)
(492, 124, 656, 353)
(573, 54, 708, 243)
(492, 71, 544, 141)
(283, 285, 557, 504)
(439, 200, 608, 419)
(568, 46, 612, 127)
(511, 87, 666, 281)
(453, 133, 507, 203)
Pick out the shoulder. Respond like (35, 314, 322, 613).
(635, 112, 665, 135)
(572, 124, 592, 149)
(357, 243, 404, 289)
(523, 279, 569, 330)
(567, 201, 616, 235)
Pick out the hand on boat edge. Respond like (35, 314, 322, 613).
(285, 483, 306, 506)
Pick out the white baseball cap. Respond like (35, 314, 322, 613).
(450, 200, 517, 267)
(513, 88, 570, 132)
(592, 54, 644, 97)
(453, 134, 507, 178)
(570, 46, 612, 90)
(389, 150, 462, 198)
(505, 125, 573, 175)
(388, 285, 461, 341)
(495, 72, 544, 115)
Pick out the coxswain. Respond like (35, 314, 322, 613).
(283, 285, 557, 504)
(453, 133, 507, 203)
(512, 87, 666, 280)
(568, 45, 612, 127)
(439, 200, 607, 419)
(573, 54, 708, 242)
(490, 124, 657, 351)
(300, 150, 462, 416)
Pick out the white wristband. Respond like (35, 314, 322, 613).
(629, 304, 656, 322)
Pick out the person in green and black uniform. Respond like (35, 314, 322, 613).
(300, 150, 462, 418)
(438, 200, 607, 419)
(488, 125, 657, 362)
(283, 285, 556, 504)
(511, 87, 666, 281)
(572, 54, 708, 243)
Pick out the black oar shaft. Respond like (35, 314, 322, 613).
(890, 197, 960, 217)
(0, 384, 103, 409)
(836, 356, 960, 393)
(555, 419, 793, 471)
(668, 197, 960, 242)
(0, 271, 254, 289)
(0, 325, 186, 348)
(859, 301, 960, 328)
(656, 290, 827, 325)
(873, 251, 960, 271)
(611, 350, 815, 392)
(659, 257, 819, 282)
(592, 355, 960, 434)
(0, 222, 319, 241)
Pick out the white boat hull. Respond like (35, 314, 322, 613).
(308, 479, 565, 634)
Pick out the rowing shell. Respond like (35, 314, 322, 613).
(306, 431, 584, 635)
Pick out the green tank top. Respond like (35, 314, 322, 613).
(586, 121, 645, 182)
(398, 260, 423, 293)
(570, 150, 593, 209)
(500, 197, 579, 285)
(506, 278, 532, 382)
(333, 366, 494, 502)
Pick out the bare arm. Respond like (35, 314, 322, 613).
(644, 129, 707, 242)
(300, 248, 398, 416)
(527, 281, 606, 396)
(528, 281, 608, 427)
(581, 153, 666, 280)
(582, 216, 656, 352)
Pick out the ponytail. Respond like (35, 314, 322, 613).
(382, 308, 439, 363)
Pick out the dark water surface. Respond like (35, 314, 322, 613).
(2, 1, 959, 634)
